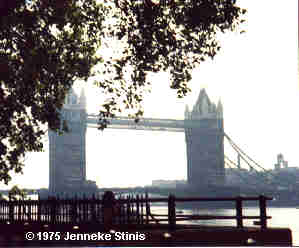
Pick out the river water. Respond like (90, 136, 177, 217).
(150, 205, 299, 246)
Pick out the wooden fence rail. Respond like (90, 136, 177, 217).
(0, 192, 272, 230)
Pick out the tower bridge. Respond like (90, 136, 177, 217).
(87, 115, 222, 132)
(48, 88, 225, 193)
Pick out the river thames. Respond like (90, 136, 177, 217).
(149, 205, 299, 246)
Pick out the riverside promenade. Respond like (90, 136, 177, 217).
(0, 222, 292, 246)
(0, 221, 292, 247)
(0, 192, 292, 246)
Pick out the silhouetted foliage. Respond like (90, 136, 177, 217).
(0, 0, 104, 184)
(8, 185, 27, 200)
(96, 0, 246, 127)
(0, 0, 246, 185)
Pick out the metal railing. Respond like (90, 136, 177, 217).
(0, 193, 272, 230)
(146, 195, 272, 229)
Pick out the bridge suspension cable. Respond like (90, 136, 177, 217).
(224, 156, 261, 193)
(224, 132, 299, 192)
(226, 139, 258, 172)
(224, 133, 275, 188)
(224, 133, 268, 173)
(224, 155, 258, 189)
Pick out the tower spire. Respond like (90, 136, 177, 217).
(217, 98, 223, 118)
(185, 104, 190, 119)
(193, 88, 211, 116)
(79, 86, 86, 108)
(64, 87, 78, 106)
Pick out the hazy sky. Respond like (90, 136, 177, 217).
(1, 0, 298, 189)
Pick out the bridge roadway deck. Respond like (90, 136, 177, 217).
(86, 115, 220, 132)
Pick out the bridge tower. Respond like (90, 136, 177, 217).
(185, 89, 225, 186)
(48, 87, 87, 193)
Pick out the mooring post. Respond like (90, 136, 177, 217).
(259, 195, 267, 229)
(168, 194, 176, 230)
(236, 196, 243, 228)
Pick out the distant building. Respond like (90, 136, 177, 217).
(274, 163, 280, 170)
(283, 161, 288, 168)
(225, 168, 256, 187)
(84, 180, 98, 189)
(274, 153, 290, 170)
(152, 180, 187, 188)
(277, 153, 284, 164)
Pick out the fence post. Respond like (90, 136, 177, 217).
(168, 194, 176, 230)
(18, 199, 21, 221)
(140, 195, 144, 225)
(102, 191, 115, 230)
(259, 195, 267, 229)
(37, 201, 41, 222)
(136, 195, 140, 224)
(145, 192, 150, 225)
(236, 196, 243, 228)
(126, 195, 131, 224)
(71, 197, 77, 223)
(51, 197, 57, 224)
(91, 194, 96, 223)
(9, 201, 14, 223)
(28, 200, 32, 222)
